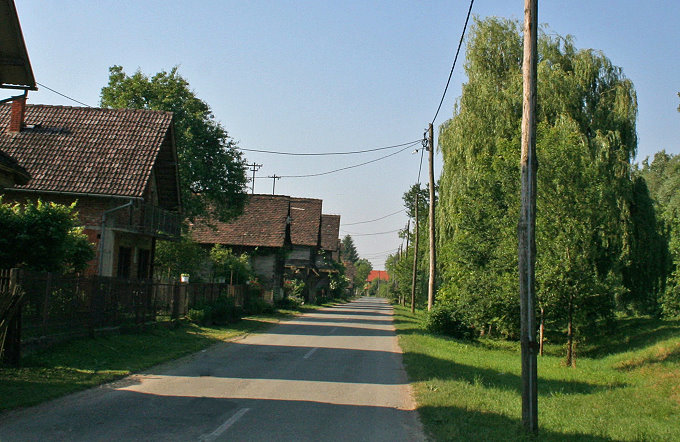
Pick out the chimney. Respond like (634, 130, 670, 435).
(9, 96, 26, 133)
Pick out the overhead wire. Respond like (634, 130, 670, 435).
(278, 141, 420, 178)
(342, 209, 405, 226)
(36, 82, 93, 107)
(430, 0, 475, 125)
(236, 140, 421, 156)
(340, 228, 401, 237)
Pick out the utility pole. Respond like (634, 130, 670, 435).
(427, 123, 436, 311)
(519, 0, 539, 434)
(410, 191, 420, 314)
(267, 174, 281, 195)
(246, 162, 262, 194)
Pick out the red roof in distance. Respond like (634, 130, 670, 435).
(367, 270, 389, 282)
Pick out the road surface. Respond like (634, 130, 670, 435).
(0, 297, 425, 441)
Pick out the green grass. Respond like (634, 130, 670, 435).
(0, 315, 285, 411)
(394, 306, 680, 441)
(0, 298, 352, 412)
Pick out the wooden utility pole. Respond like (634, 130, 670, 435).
(246, 162, 262, 194)
(410, 192, 420, 313)
(267, 174, 281, 194)
(519, 0, 539, 433)
(427, 123, 436, 311)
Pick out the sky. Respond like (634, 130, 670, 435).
(11, 1, 680, 268)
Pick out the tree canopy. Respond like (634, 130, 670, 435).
(100, 65, 248, 222)
(435, 17, 663, 358)
(341, 235, 359, 263)
(0, 199, 94, 273)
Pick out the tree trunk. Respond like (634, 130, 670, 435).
(566, 292, 574, 367)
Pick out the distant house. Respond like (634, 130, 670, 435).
(0, 102, 182, 278)
(367, 270, 389, 283)
(191, 194, 342, 302)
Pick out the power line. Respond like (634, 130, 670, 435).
(342, 209, 405, 226)
(279, 141, 419, 178)
(36, 82, 93, 107)
(430, 0, 475, 125)
(236, 140, 421, 156)
(340, 228, 401, 237)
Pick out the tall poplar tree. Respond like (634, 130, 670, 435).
(437, 18, 658, 359)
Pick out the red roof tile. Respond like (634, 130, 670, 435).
(0, 104, 173, 198)
(320, 214, 340, 251)
(191, 194, 291, 248)
(367, 270, 389, 282)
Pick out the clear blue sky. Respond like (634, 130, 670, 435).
(13, 1, 680, 268)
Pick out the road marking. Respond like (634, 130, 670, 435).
(200, 407, 250, 441)
(303, 347, 319, 359)
(329, 327, 338, 334)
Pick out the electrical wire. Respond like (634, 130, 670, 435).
(342, 209, 405, 226)
(340, 228, 401, 237)
(36, 82, 93, 107)
(278, 141, 419, 178)
(236, 140, 421, 156)
(430, 0, 474, 125)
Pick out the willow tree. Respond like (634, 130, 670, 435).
(437, 18, 658, 361)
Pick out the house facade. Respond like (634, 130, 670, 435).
(0, 100, 182, 278)
(0, 148, 29, 189)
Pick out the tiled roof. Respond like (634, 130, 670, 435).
(367, 270, 389, 282)
(0, 149, 30, 184)
(290, 197, 322, 247)
(0, 104, 173, 198)
(320, 214, 340, 251)
(191, 194, 291, 248)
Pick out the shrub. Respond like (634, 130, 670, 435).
(424, 303, 475, 339)
(188, 296, 243, 325)
(244, 296, 274, 315)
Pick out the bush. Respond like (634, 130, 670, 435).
(188, 296, 243, 325)
(275, 296, 303, 310)
(243, 296, 274, 315)
(424, 303, 475, 339)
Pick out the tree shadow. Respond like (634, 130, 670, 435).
(582, 317, 680, 358)
(402, 351, 625, 396)
(417, 404, 614, 441)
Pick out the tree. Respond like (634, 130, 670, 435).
(354, 258, 373, 290)
(100, 65, 248, 222)
(341, 235, 359, 263)
(209, 244, 252, 285)
(0, 199, 94, 273)
(154, 235, 208, 281)
(638, 151, 680, 316)
(437, 17, 648, 360)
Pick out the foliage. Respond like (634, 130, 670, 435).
(243, 296, 275, 315)
(154, 235, 208, 281)
(340, 234, 359, 263)
(437, 18, 656, 355)
(638, 151, 680, 316)
(100, 65, 248, 222)
(209, 244, 252, 284)
(423, 303, 474, 339)
(353, 258, 373, 289)
(282, 278, 305, 307)
(188, 296, 243, 325)
(0, 199, 94, 273)
(326, 259, 350, 299)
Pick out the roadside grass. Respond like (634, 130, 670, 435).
(0, 298, 351, 412)
(394, 305, 680, 441)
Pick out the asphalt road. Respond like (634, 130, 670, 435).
(0, 297, 425, 441)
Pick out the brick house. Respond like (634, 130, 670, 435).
(0, 101, 182, 278)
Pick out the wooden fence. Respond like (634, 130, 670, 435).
(0, 269, 247, 364)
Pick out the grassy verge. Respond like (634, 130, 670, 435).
(0, 299, 356, 412)
(394, 305, 680, 441)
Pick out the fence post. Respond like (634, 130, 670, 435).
(3, 269, 23, 366)
(171, 283, 180, 320)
